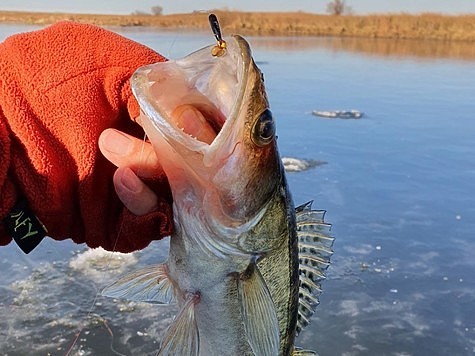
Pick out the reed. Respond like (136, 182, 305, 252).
(1, 10, 474, 41)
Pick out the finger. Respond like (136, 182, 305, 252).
(99, 129, 161, 178)
(171, 105, 217, 144)
(113, 167, 158, 215)
(136, 104, 218, 144)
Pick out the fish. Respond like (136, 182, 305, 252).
(102, 34, 334, 355)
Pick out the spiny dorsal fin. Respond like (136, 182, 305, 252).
(238, 262, 280, 356)
(296, 201, 335, 335)
(101, 263, 176, 304)
(158, 293, 200, 356)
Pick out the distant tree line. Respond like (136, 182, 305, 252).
(131, 3, 353, 17)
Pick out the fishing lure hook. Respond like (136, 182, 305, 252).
(209, 13, 227, 57)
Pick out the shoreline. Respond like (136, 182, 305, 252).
(1, 10, 475, 41)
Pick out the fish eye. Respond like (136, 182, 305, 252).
(251, 109, 275, 146)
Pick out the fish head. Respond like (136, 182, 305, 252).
(132, 35, 283, 240)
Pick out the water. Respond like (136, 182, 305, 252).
(1, 24, 474, 355)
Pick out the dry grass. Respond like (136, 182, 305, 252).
(1, 10, 475, 41)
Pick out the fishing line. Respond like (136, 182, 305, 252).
(72, 25, 180, 354)
(70, 15, 217, 352)
(66, 131, 149, 355)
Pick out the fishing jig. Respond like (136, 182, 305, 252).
(209, 13, 227, 57)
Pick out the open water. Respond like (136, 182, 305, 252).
(1, 24, 474, 355)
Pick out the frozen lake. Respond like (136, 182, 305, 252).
(1, 24, 474, 355)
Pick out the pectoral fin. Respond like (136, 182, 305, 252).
(101, 263, 176, 304)
(238, 262, 279, 356)
(158, 294, 200, 356)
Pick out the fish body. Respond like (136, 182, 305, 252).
(103, 35, 334, 355)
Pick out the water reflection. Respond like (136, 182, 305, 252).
(2, 23, 474, 62)
(250, 36, 475, 61)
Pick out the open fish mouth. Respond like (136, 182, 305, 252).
(131, 36, 252, 160)
(132, 33, 278, 230)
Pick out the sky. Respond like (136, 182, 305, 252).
(1, 0, 475, 15)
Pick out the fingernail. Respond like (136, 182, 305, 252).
(120, 168, 141, 193)
(102, 129, 133, 156)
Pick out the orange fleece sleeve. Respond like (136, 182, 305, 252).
(0, 21, 173, 253)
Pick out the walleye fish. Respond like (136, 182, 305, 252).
(102, 33, 334, 355)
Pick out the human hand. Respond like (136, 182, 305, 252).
(99, 104, 217, 215)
